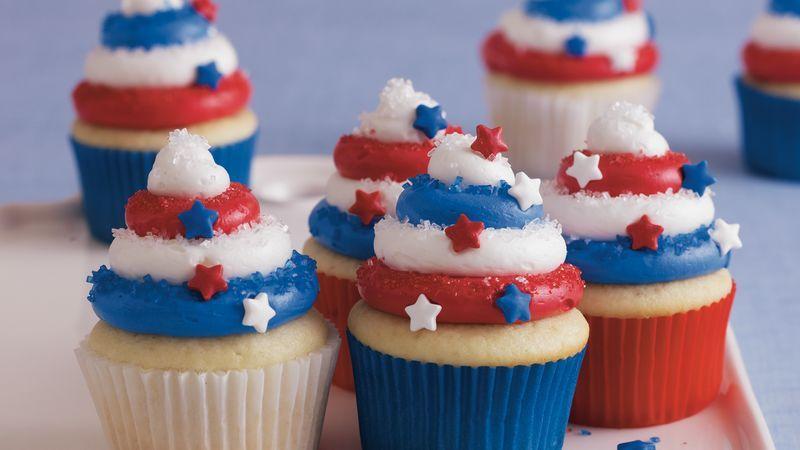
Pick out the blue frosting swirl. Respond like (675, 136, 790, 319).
(566, 226, 731, 284)
(396, 174, 543, 228)
(525, 0, 623, 22)
(770, 0, 800, 16)
(88, 251, 318, 337)
(102, 6, 211, 50)
(308, 200, 375, 260)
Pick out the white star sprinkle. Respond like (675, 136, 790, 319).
(709, 218, 742, 256)
(404, 294, 442, 332)
(242, 293, 276, 334)
(508, 172, 542, 211)
(566, 151, 603, 188)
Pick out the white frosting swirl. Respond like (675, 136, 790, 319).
(121, 0, 184, 16)
(355, 78, 440, 143)
(85, 31, 238, 87)
(325, 173, 405, 217)
(585, 102, 669, 156)
(750, 12, 800, 49)
(109, 216, 293, 283)
(499, 9, 650, 71)
(374, 216, 566, 277)
(147, 129, 230, 198)
(428, 133, 515, 187)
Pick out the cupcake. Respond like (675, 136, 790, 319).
(542, 102, 743, 427)
(303, 78, 451, 390)
(71, 0, 258, 242)
(481, 0, 660, 178)
(348, 126, 588, 449)
(737, 0, 800, 179)
(75, 130, 338, 450)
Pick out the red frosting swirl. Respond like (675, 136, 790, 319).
(333, 135, 434, 182)
(482, 30, 658, 82)
(125, 182, 260, 238)
(357, 258, 584, 325)
(742, 41, 800, 83)
(73, 70, 251, 129)
(557, 151, 688, 196)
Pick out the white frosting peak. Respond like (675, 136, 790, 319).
(356, 78, 440, 143)
(750, 12, 800, 50)
(585, 102, 669, 156)
(121, 0, 184, 16)
(427, 133, 515, 187)
(147, 129, 230, 198)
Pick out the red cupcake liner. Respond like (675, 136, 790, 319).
(570, 284, 735, 428)
(314, 272, 361, 391)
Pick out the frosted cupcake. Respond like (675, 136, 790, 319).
(737, 0, 800, 179)
(71, 0, 257, 242)
(303, 78, 450, 390)
(348, 126, 588, 449)
(482, 0, 660, 178)
(75, 130, 337, 450)
(542, 102, 742, 427)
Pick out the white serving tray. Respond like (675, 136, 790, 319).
(0, 156, 774, 450)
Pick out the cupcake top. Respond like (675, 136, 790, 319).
(73, 0, 252, 130)
(309, 78, 453, 260)
(542, 102, 743, 284)
(87, 130, 318, 337)
(743, 0, 800, 83)
(482, 0, 658, 82)
(357, 125, 584, 329)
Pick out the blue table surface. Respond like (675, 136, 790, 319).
(1, 0, 797, 447)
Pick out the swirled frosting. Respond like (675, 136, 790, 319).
(743, 1, 800, 83)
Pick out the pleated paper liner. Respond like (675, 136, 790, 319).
(70, 132, 256, 243)
(736, 76, 800, 180)
(348, 331, 585, 450)
(75, 322, 339, 450)
(484, 74, 660, 179)
(314, 272, 361, 391)
(570, 285, 735, 428)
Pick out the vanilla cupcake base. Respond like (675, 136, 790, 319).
(76, 312, 339, 450)
(485, 73, 660, 178)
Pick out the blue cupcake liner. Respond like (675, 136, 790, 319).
(348, 331, 585, 450)
(736, 76, 800, 180)
(71, 131, 257, 243)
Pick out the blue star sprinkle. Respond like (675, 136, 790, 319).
(565, 35, 587, 57)
(195, 61, 223, 90)
(681, 161, 716, 195)
(413, 105, 448, 139)
(495, 284, 532, 324)
(179, 200, 219, 239)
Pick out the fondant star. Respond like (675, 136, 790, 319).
(566, 151, 603, 188)
(188, 264, 228, 301)
(413, 105, 448, 139)
(626, 215, 664, 251)
(565, 35, 587, 57)
(623, 0, 641, 12)
(681, 161, 716, 196)
(196, 61, 223, 90)
(179, 199, 219, 239)
(404, 294, 442, 332)
(709, 218, 742, 256)
(508, 172, 542, 211)
(349, 189, 386, 225)
(444, 214, 484, 253)
(471, 125, 509, 160)
(495, 284, 532, 324)
(242, 292, 276, 333)
(192, 0, 218, 22)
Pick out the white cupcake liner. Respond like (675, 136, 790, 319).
(75, 323, 340, 450)
(485, 75, 661, 179)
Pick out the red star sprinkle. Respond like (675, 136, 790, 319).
(192, 0, 218, 22)
(349, 190, 386, 225)
(626, 215, 664, 251)
(471, 125, 509, 160)
(623, 0, 641, 12)
(188, 264, 228, 301)
(445, 214, 485, 253)
(445, 125, 463, 135)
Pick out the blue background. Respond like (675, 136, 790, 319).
(1, 1, 797, 448)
